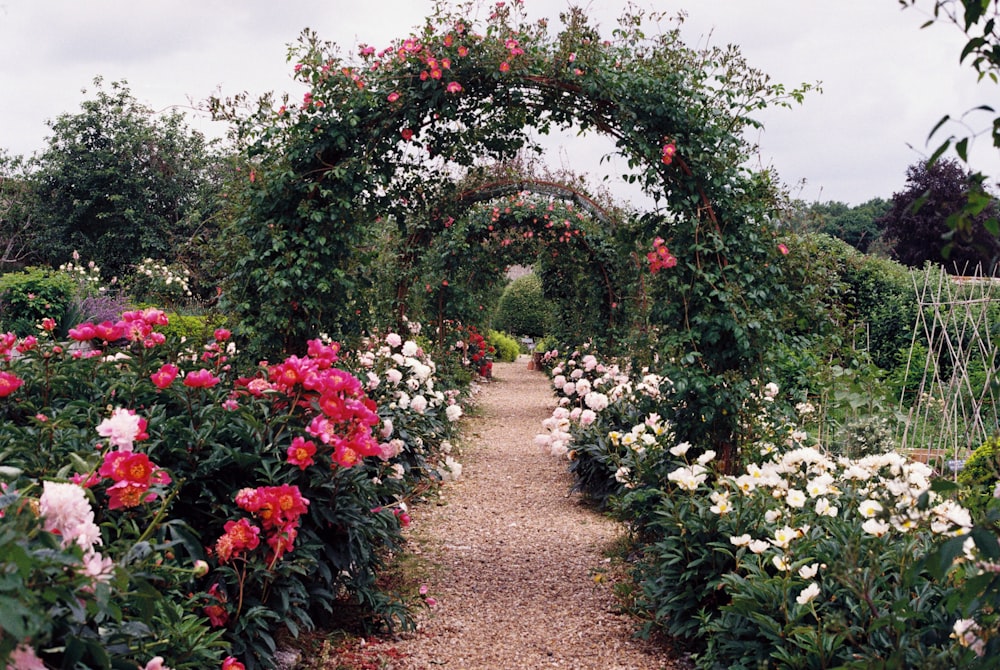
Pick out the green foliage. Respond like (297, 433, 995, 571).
(215, 2, 814, 469)
(0, 267, 77, 335)
(30, 78, 224, 281)
(0, 151, 36, 271)
(0, 316, 465, 668)
(0, 495, 228, 669)
(900, 1, 1000, 244)
(879, 159, 999, 273)
(625, 447, 967, 667)
(127, 258, 194, 308)
(533, 334, 558, 353)
(838, 414, 896, 459)
(157, 312, 220, 343)
(784, 198, 891, 253)
(957, 435, 1000, 519)
(959, 435, 1000, 489)
(842, 252, 919, 371)
(486, 329, 519, 362)
(492, 273, 550, 338)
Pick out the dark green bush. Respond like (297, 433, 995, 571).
(841, 253, 918, 371)
(958, 435, 1000, 519)
(0, 267, 77, 335)
(492, 273, 551, 338)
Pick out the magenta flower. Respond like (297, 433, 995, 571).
(184, 369, 221, 388)
(287, 437, 317, 470)
(0, 371, 23, 397)
(150, 363, 180, 389)
(68, 323, 97, 341)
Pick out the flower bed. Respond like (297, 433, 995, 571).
(0, 315, 467, 669)
(534, 346, 993, 666)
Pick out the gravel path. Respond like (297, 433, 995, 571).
(387, 357, 687, 669)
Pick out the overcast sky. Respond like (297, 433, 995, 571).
(1, 0, 997, 206)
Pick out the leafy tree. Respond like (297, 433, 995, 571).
(899, 0, 1000, 237)
(30, 78, 221, 281)
(0, 151, 37, 270)
(783, 198, 889, 253)
(879, 158, 999, 273)
(493, 272, 551, 337)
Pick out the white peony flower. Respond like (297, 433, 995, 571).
(95, 407, 144, 450)
(785, 489, 807, 508)
(796, 582, 821, 605)
(670, 441, 691, 457)
(798, 562, 820, 579)
(859, 499, 883, 518)
(862, 518, 890, 537)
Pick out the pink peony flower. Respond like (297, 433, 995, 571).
(286, 437, 317, 470)
(184, 369, 221, 388)
(0, 370, 23, 397)
(96, 407, 147, 449)
(150, 363, 180, 389)
(7, 645, 47, 670)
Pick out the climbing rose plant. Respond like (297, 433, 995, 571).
(216, 1, 812, 472)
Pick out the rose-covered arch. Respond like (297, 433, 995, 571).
(225, 2, 811, 470)
(416, 184, 622, 345)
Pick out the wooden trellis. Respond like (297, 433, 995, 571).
(897, 265, 1000, 466)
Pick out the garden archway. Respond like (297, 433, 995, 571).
(421, 183, 623, 345)
(225, 2, 809, 469)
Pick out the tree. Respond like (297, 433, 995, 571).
(31, 78, 220, 280)
(879, 158, 1000, 273)
(899, 1, 1000, 237)
(493, 272, 551, 338)
(0, 151, 36, 270)
(784, 198, 890, 253)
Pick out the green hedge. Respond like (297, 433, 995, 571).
(492, 273, 551, 338)
(486, 330, 520, 362)
(0, 268, 77, 335)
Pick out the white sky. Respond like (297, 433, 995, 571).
(1, 0, 997, 205)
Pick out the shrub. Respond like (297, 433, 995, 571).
(0, 314, 466, 669)
(486, 330, 520, 362)
(533, 346, 977, 666)
(842, 253, 918, 372)
(957, 435, 1000, 519)
(959, 436, 1000, 489)
(629, 447, 969, 667)
(127, 258, 194, 307)
(158, 312, 220, 343)
(0, 267, 77, 335)
(492, 273, 551, 338)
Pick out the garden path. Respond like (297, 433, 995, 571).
(380, 357, 688, 669)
